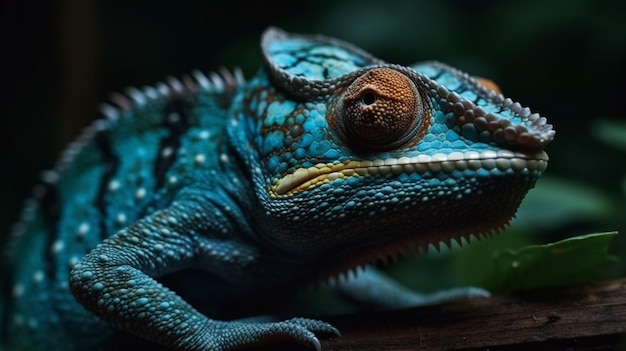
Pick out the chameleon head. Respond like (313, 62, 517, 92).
(238, 27, 555, 259)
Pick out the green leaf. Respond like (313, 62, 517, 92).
(488, 231, 621, 293)
(449, 230, 533, 290)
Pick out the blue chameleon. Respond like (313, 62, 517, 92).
(1, 27, 554, 350)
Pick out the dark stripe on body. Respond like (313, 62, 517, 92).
(94, 130, 121, 242)
(41, 182, 61, 280)
(153, 94, 192, 189)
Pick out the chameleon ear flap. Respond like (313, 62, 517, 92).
(261, 27, 384, 97)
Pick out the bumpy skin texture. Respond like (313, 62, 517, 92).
(1, 27, 554, 350)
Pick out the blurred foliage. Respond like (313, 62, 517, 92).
(488, 232, 620, 292)
(1, 0, 625, 308)
(514, 176, 622, 232)
(592, 119, 626, 152)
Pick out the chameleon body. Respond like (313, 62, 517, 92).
(0, 28, 554, 350)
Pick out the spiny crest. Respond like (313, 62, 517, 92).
(99, 67, 244, 119)
(56, 67, 244, 176)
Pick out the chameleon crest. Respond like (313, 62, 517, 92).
(1, 27, 553, 350)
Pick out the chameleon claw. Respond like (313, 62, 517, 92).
(311, 337, 322, 351)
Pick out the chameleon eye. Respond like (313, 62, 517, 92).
(334, 68, 424, 151)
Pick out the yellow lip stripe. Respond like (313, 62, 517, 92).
(271, 150, 548, 197)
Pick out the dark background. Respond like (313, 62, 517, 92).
(2, 0, 625, 275)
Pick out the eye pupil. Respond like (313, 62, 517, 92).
(361, 91, 376, 105)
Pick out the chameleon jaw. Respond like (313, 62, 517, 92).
(270, 149, 548, 197)
(312, 207, 513, 287)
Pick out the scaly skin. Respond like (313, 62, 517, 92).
(1, 27, 554, 350)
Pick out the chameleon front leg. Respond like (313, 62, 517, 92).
(69, 198, 337, 350)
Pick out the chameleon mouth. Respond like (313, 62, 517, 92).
(270, 149, 548, 197)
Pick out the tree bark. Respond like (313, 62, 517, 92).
(314, 278, 626, 350)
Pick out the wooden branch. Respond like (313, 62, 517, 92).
(252, 278, 626, 350)
(313, 278, 626, 350)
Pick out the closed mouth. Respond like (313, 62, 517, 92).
(270, 149, 548, 197)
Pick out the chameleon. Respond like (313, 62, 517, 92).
(0, 27, 554, 350)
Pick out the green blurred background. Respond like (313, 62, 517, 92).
(2, 0, 625, 292)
